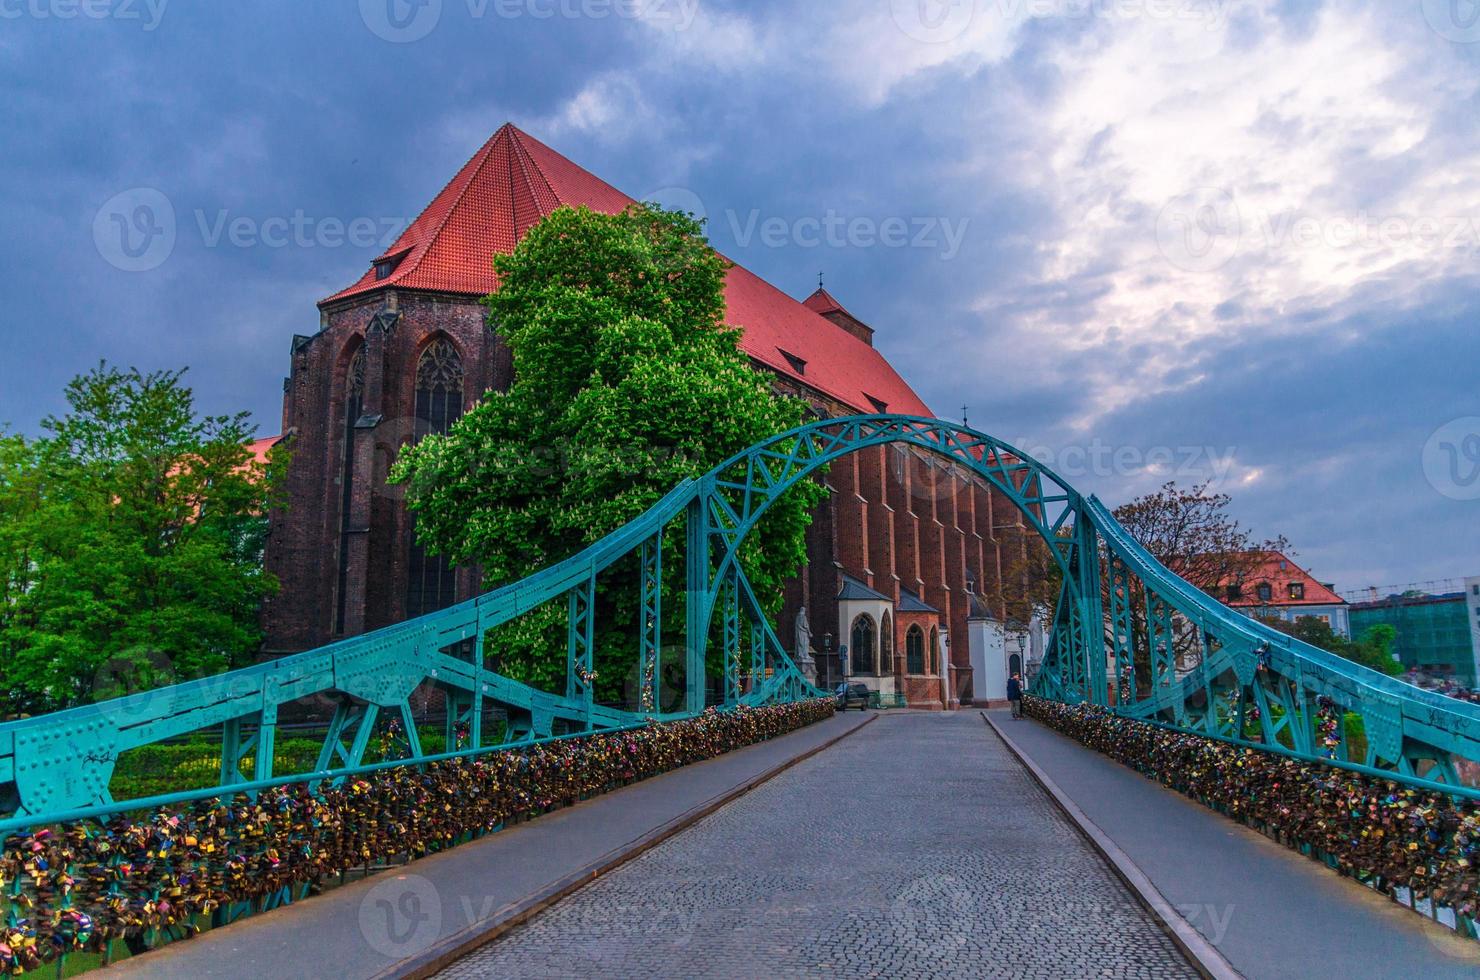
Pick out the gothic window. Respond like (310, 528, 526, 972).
(334, 345, 366, 634)
(850, 614, 875, 675)
(906, 625, 925, 674)
(929, 626, 940, 674)
(880, 612, 893, 675)
(406, 339, 465, 618)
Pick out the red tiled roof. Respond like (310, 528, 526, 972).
(247, 436, 277, 467)
(802, 287, 849, 318)
(322, 124, 930, 417)
(1220, 550, 1345, 607)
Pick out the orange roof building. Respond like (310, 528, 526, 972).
(1218, 550, 1350, 637)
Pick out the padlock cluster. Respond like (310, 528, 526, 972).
(0, 698, 836, 974)
(1025, 696, 1480, 925)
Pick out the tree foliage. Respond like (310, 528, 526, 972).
(1259, 615, 1402, 677)
(0, 365, 283, 717)
(990, 523, 1065, 630)
(1112, 480, 1289, 673)
(391, 204, 825, 701)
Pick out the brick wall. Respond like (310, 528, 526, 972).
(265, 290, 1018, 713)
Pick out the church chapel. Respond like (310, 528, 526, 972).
(260, 123, 1032, 708)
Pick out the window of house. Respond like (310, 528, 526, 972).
(864, 394, 889, 414)
(777, 348, 807, 375)
(1288, 582, 1305, 600)
(1256, 582, 1272, 602)
(1226, 583, 1242, 600)
(906, 625, 925, 674)
(374, 249, 408, 280)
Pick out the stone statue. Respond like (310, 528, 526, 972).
(793, 606, 817, 683)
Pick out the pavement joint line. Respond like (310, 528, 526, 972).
(382, 711, 877, 980)
(981, 711, 1243, 980)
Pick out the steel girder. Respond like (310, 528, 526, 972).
(4, 415, 1480, 822)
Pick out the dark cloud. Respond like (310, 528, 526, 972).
(0, 0, 1475, 591)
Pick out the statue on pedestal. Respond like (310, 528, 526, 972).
(793, 606, 818, 684)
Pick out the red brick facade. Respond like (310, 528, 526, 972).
(261, 124, 1028, 708)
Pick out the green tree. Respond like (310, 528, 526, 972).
(391, 204, 825, 700)
(0, 365, 284, 716)
(1258, 615, 1401, 677)
(1113, 481, 1290, 675)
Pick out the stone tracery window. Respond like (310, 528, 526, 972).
(850, 614, 875, 675)
(406, 339, 465, 618)
(334, 345, 366, 634)
(906, 625, 925, 675)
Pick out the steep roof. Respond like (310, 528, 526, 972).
(837, 574, 892, 603)
(1220, 550, 1346, 608)
(897, 588, 938, 613)
(247, 436, 278, 467)
(323, 124, 930, 417)
(802, 287, 851, 318)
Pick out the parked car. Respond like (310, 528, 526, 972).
(835, 682, 871, 711)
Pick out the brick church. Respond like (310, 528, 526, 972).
(260, 123, 1033, 709)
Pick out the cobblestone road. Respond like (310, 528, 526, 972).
(437, 712, 1197, 979)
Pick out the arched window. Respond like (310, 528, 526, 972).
(406, 339, 465, 618)
(906, 625, 925, 674)
(929, 626, 939, 674)
(850, 614, 875, 675)
(334, 345, 366, 634)
(880, 611, 893, 675)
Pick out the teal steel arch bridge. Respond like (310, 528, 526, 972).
(3, 414, 1479, 824)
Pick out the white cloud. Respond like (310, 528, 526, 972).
(937, 2, 1480, 425)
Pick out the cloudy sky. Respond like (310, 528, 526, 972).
(1, 0, 1477, 592)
